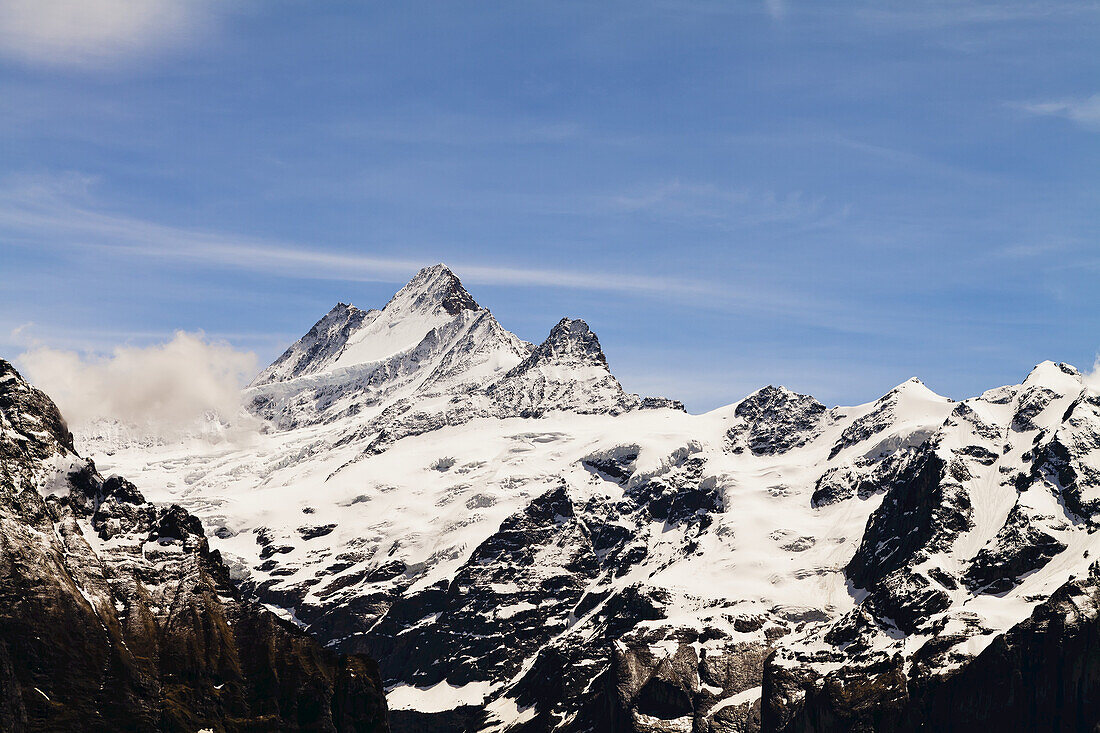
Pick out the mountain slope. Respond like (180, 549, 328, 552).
(0, 359, 389, 732)
(77, 266, 1100, 733)
(252, 264, 484, 388)
(251, 302, 380, 386)
(762, 361, 1100, 732)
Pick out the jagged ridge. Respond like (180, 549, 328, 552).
(71, 264, 1100, 733)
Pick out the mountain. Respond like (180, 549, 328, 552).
(243, 264, 680, 449)
(488, 318, 649, 416)
(763, 360, 1100, 732)
(252, 264, 484, 387)
(0, 359, 390, 732)
(76, 266, 1100, 733)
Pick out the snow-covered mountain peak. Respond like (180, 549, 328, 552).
(527, 317, 608, 368)
(251, 302, 379, 386)
(382, 263, 480, 318)
(884, 375, 940, 400)
(481, 316, 650, 416)
(240, 267, 687, 446)
(252, 265, 489, 389)
(1022, 359, 1083, 393)
(735, 384, 808, 408)
(861, 375, 950, 422)
(320, 264, 488, 373)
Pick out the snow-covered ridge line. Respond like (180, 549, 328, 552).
(251, 264, 483, 387)
(74, 264, 1100, 732)
(243, 264, 682, 447)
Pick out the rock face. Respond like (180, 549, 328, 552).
(488, 318, 643, 416)
(726, 386, 827, 456)
(762, 361, 1100, 733)
(763, 562, 1100, 733)
(75, 266, 1100, 732)
(0, 359, 389, 732)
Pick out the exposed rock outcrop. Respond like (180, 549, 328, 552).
(0, 359, 389, 732)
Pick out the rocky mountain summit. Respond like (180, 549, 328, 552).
(252, 265, 482, 388)
(245, 265, 680, 450)
(0, 359, 389, 732)
(487, 317, 655, 416)
(75, 266, 1100, 733)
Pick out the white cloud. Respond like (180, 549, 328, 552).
(9, 322, 34, 340)
(0, 0, 217, 69)
(856, 2, 1097, 30)
(765, 0, 787, 21)
(331, 115, 586, 146)
(603, 179, 840, 229)
(0, 171, 722, 298)
(0, 170, 879, 333)
(1018, 94, 1100, 130)
(16, 331, 257, 437)
(1086, 357, 1100, 391)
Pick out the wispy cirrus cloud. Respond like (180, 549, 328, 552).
(0, 0, 221, 70)
(602, 179, 849, 231)
(329, 114, 587, 147)
(854, 1, 1099, 30)
(1017, 94, 1100, 130)
(0, 171, 716, 298)
(0, 171, 885, 334)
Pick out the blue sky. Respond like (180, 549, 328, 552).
(1, 1, 1099, 411)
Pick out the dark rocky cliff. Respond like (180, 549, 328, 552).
(763, 562, 1100, 732)
(0, 358, 389, 732)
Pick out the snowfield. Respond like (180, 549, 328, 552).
(77, 265, 1100, 731)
